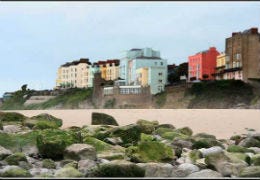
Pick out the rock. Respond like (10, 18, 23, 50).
(225, 152, 251, 165)
(104, 137, 123, 145)
(227, 145, 255, 153)
(239, 137, 260, 148)
(109, 124, 142, 147)
(195, 158, 207, 169)
(176, 127, 193, 136)
(78, 159, 97, 176)
(54, 166, 84, 177)
(59, 159, 78, 168)
(155, 124, 175, 130)
(64, 143, 97, 161)
(42, 159, 56, 169)
(36, 129, 78, 160)
(177, 163, 200, 176)
(3, 125, 22, 133)
(140, 133, 156, 142)
(126, 141, 174, 163)
(0, 146, 12, 160)
(154, 127, 175, 136)
(188, 169, 222, 177)
(22, 145, 39, 157)
(193, 133, 217, 140)
(239, 166, 260, 177)
(252, 154, 260, 165)
(4, 152, 27, 165)
(29, 168, 54, 177)
(31, 113, 62, 128)
(189, 149, 203, 163)
(0, 165, 32, 177)
(83, 136, 112, 152)
(18, 161, 32, 170)
(97, 151, 125, 161)
(63, 161, 78, 169)
(172, 138, 193, 149)
(91, 112, 118, 126)
(248, 147, 260, 154)
(136, 119, 159, 134)
(199, 146, 223, 157)
(0, 112, 26, 125)
(136, 163, 173, 177)
(161, 131, 188, 141)
(88, 160, 145, 177)
(192, 138, 224, 149)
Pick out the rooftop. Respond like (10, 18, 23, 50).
(61, 58, 91, 67)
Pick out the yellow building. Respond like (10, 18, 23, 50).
(55, 58, 93, 89)
(97, 60, 120, 81)
(136, 67, 149, 86)
(215, 53, 226, 80)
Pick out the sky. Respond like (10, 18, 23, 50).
(0, 1, 260, 97)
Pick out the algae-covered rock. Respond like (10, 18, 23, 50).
(189, 150, 203, 163)
(5, 152, 27, 165)
(136, 119, 159, 134)
(33, 121, 59, 130)
(154, 127, 175, 136)
(104, 137, 123, 145)
(161, 131, 189, 141)
(88, 160, 145, 177)
(172, 139, 193, 149)
(205, 151, 230, 169)
(193, 133, 217, 140)
(64, 143, 96, 161)
(36, 129, 78, 160)
(136, 162, 173, 177)
(109, 124, 142, 147)
(252, 154, 260, 165)
(78, 159, 97, 176)
(227, 145, 255, 153)
(239, 166, 260, 177)
(31, 113, 62, 127)
(54, 166, 84, 177)
(239, 137, 260, 148)
(0, 112, 26, 125)
(83, 136, 112, 152)
(192, 138, 224, 149)
(176, 127, 193, 136)
(225, 152, 251, 165)
(91, 112, 118, 126)
(1, 165, 32, 177)
(0, 145, 12, 160)
(42, 159, 56, 169)
(3, 125, 22, 133)
(140, 133, 156, 142)
(126, 141, 174, 163)
(155, 124, 175, 130)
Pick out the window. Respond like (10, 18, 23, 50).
(158, 72, 162, 76)
(161, 62, 163, 66)
(158, 80, 163, 83)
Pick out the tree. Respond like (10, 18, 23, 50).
(21, 84, 28, 92)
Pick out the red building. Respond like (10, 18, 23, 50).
(188, 47, 220, 82)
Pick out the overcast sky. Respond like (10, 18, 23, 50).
(1, 1, 260, 96)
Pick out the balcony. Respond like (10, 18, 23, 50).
(224, 67, 242, 73)
(215, 65, 225, 70)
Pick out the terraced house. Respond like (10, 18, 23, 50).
(55, 58, 93, 88)
(224, 27, 260, 82)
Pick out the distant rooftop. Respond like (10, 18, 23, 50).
(135, 56, 161, 60)
(130, 48, 142, 51)
(232, 27, 259, 36)
(61, 58, 91, 67)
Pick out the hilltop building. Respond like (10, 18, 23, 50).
(188, 47, 220, 82)
(119, 48, 167, 94)
(95, 59, 120, 81)
(55, 58, 92, 88)
(224, 27, 260, 82)
(214, 52, 227, 80)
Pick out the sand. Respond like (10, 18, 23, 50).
(6, 109, 260, 139)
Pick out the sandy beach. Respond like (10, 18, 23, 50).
(5, 109, 260, 140)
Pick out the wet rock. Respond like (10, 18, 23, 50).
(0, 145, 12, 160)
(136, 163, 173, 177)
(188, 169, 222, 177)
(64, 143, 97, 161)
(172, 138, 193, 149)
(248, 147, 260, 154)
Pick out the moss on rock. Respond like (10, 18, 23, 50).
(42, 159, 56, 169)
(192, 138, 224, 149)
(239, 166, 260, 177)
(36, 129, 78, 160)
(0, 112, 26, 125)
(126, 141, 174, 163)
(140, 133, 156, 142)
(136, 119, 159, 134)
(83, 136, 112, 152)
(5, 152, 27, 165)
(91, 112, 118, 126)
(31, 113, 62, 127)
(252, 154, 260, 166)
(54, 166, 84, 177)
(176, 127, 193, 136)
(227, 145, 254, 153)
(161, 131, 189, 141)
(189, 150, 203, 163)
(1, 166, 32, 177)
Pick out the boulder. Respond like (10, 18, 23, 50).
(155, 124, 175, 130)
(239, 166, 260, 177)
(187, 169, 222, 177)
(36, 129, 78, 159)
(88, 160, 145, 177)
(177, 163, 200, 176)
(199, 146, 223, 157)
(91, 112, 118, 126)
(252, 154, 260, 165)
(172, 138, 193, 149)
(248, 147, 260, 154)
(78, 159, 97, 176)
(227, 145, 255, 153)
(18, 161, 32, 170)
(3, 125, 22, 133)
(0, 112, 26, 125)
(225, 152, 251, 165)
(136, 119, 159, 134)
(59, 159, 78, 168)
(29, 168, 54, 177)
(0, 145, 12, 160)
(22, 145, 39, 157)
(195, 158, 207, 169)
(189, 149, 203, 163)
(54, 166, 84, 177)
(192, 138, 224, 149)
(193, 133, 216, 140)
(109, 124, 142, 147)
(239, 137, 260, 148)
(63, 161, 78, 169)
(175, 127, 193, 136)
(83, 136, 112, 152)
(126, 141, 174, 163)
(42, 159, 56, 169)
(136, 163, 173, 177)
(64, 143, 97, 161)
(31, 113, 62, 128)
(161, 131, 188, 141)
(104, 137, 123, 145)
(4, 152, 27, 165)
(0, 165, 32, 177)
(216, 161, 247, 177)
